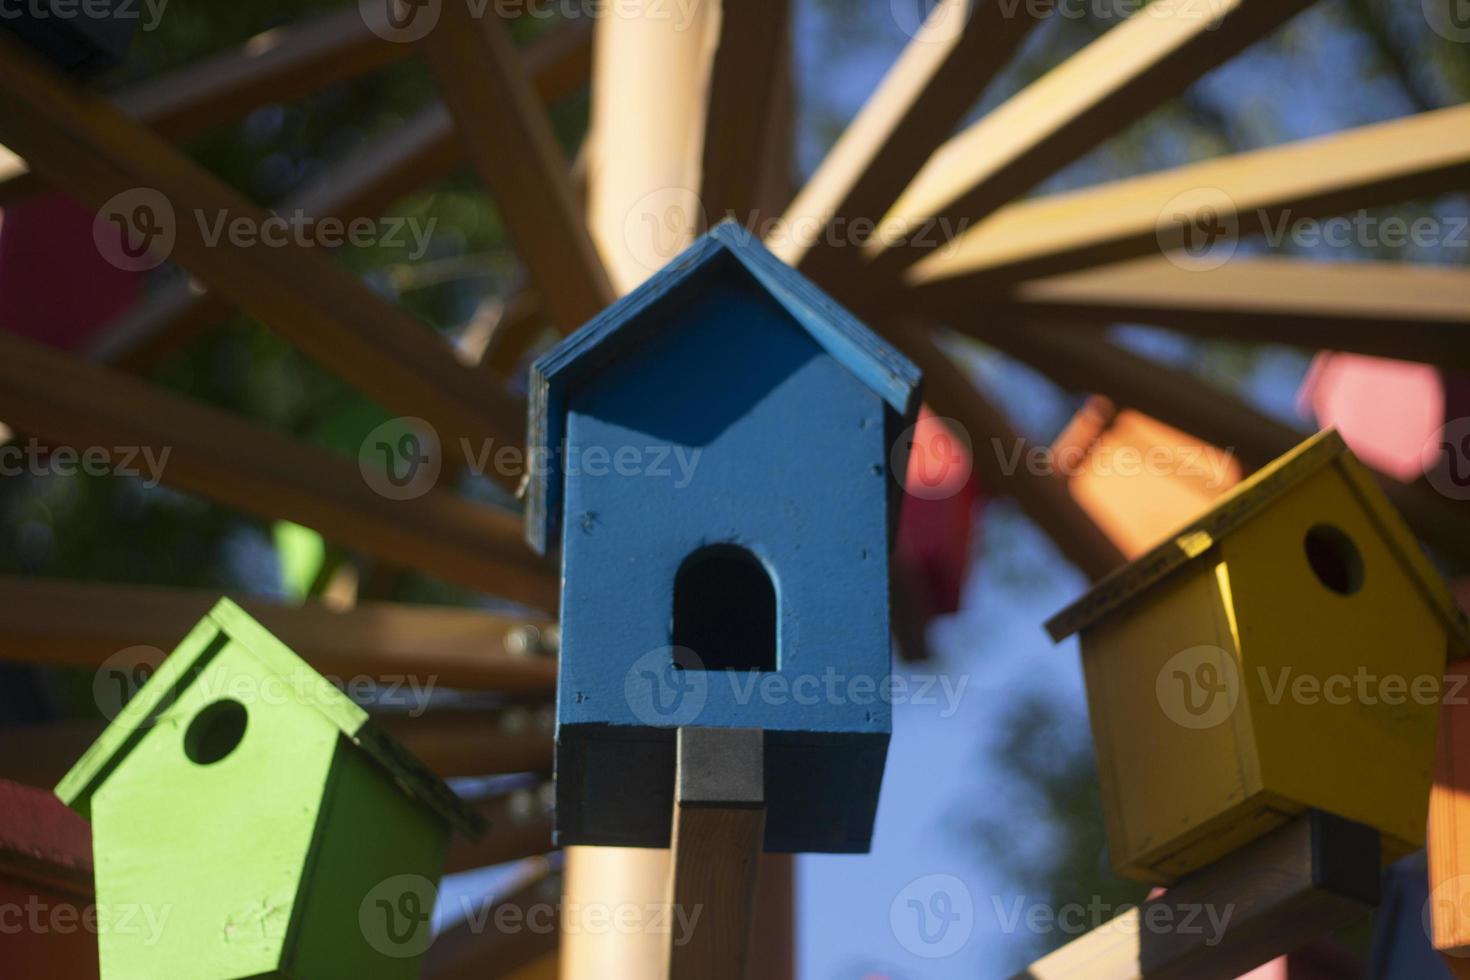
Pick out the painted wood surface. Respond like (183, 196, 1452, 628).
(0, 778, 98, 979)
(1050, 431, 1464, 882)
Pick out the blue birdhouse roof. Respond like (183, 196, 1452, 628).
(524, 221, 923, 554)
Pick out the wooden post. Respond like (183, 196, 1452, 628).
(1014, 811, 1379, 980)
(666, 728, 765, 980)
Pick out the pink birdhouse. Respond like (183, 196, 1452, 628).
(0, 193, 140, 352)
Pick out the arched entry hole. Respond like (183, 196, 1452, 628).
(672, 545, 777, 672)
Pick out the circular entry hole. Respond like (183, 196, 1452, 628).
(1303, 524, 1364, 596)
(184, 699, 248, 765)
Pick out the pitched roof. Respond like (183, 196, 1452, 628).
(524, 220, 922, 554)
(1045, 429, 1470, 652)
(55, 599, 484, 838)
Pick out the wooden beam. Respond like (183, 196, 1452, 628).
(0, 577, 556, 694)
(1015, 811, 1378, 979)
(0, 708, 551, 788)
(425, 863, 563, 980)
(0, 5, 412, 203)
(666, 728, 765, 980)
(919, 256, 1470, 372)
(446, 784, 555, 873)
(775, 0, 1047, 277)
(0, 33, 526, 475)
(426, 7, 612, 332)
(86, 21, 594, 372)
(0, 332, 559, 610)
(872, 0, 1318, 276)
(902, 103, 1470, 288)
(953, 319, 1470, 562)
(697, 0, 792, 223)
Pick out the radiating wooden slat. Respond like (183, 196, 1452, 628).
(698, 0, 792, 222)
(426, 7, 612, 332)
(0, 578, 556, 694)
(0, 33, 526, 474)
(775, 0, 1047, 277)
(425, 862, 563, 980)
(85, 22, 594, 372)
(446, 784, 555, 873)
(0, 332, 558, 610)
(871, 0, 1318, 276)
(902, 103, 1470, 288)
(953, 318, 1470, 562)
(0, 6, 411, 203)
(918, 256, 1470, 372)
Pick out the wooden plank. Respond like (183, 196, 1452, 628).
(776, 0, 1047, 277)
(0, 577, 556, 694)
(902, 103, 1470, 288)
(956, 319, 1470, 562)
(872, 0, 1318, 276)
(0, 33, 526, 475)
(424, 863, 563, 980)
(426, 7, 612, 332)
(86, 21, 594, 372)
(1016, 811, 1378, 979)
(0, 5, 410, 203)
(698, 0, 791, 223)
(925, 256, 1470, 372)
(446, 784, 555, 873)
(0, 708, 551, 787)
(0, 332, 558, 610)
(666, 728, 765, 980)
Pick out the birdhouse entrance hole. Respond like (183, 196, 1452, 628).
(1304, 523, 1364, 596)
(672, 544, 777, 672)
(184, 699, 248, 765)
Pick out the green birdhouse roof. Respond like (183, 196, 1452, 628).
(56, 598, 484, 838)
(1045, 428, 1470, 651)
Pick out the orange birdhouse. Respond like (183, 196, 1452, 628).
(1047, 430, 1470, 884)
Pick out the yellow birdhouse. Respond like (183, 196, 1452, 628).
(1046, 429, 1470, 884)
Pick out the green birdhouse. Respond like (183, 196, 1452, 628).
(55, 598, 484, 980)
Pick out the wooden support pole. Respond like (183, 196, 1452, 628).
(0, 332, 558, 610)
(0, 577, 556, 694)
(871, 0, 1316, 277)
(1015, 811, 1379, 980)
(927, 256, 1470, 373)
(0, 32, 526, 475)
(902, 103, 1470, 289)
(666, 728, 765, 980)
(426, 5, 613, 333)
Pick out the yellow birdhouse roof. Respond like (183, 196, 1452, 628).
(1045, 429, 1470, 652)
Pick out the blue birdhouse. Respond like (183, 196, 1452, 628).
(525, 222, 922, 853)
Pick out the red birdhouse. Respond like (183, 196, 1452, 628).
(0, 779, 99, 979)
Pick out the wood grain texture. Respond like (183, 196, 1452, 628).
(1015, 812, 1378, 979)
(0, 31, 526, 474)
(1431, 659, 1470, 956)
(872, 0, 1317, 276)
(0, 332, 558, 610)
(922, 256, 1470, 372)
(426, 5, 612, 333)
(0, 577, 556, 693)
(901, 103, 1470, 287)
